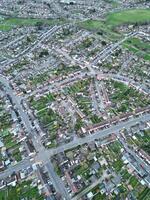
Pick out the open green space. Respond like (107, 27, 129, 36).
(108, 140, 123, 154)
(79, 9, 150, 41)
(106, 9, 150, 27)
(0, 17, 65, 31)
(112, 158, 124, 171)
(75, 117, 84, 131)
(29, 72, 50, 87)
(78, 20, 105, 31)
(11, 145, 22, 162)
(0, 129, 10, 137)
(74, 162, 90, 179)
(123, 37, 150, 61)
(78, 19, 120, 41)
(125, 37, 150, 51)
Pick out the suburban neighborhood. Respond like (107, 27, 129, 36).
(0, 0, 150, 200)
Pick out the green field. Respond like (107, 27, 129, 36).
(79, 20, 105, 31)
(106, 9, 150, 26)
(78, 19, 120, 40)
(0, 17, 65, 31)
(79, 9, 150, 32)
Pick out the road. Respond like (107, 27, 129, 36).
(19, 30, 149, 100)
(0, 76, 71, 200)
(0, 35, 26, 51)
(0, 27, 150, 199)
(48, 113, 150, 156)
(109, 74, 150, 95)
(0, 158, 31, 179)
(24, 71, 89, 98)
(0, 25, 61, 69)
(1, 112, 149, 179)
(95, 80, 105, 111)
(0, 84, 149, 185)
(119, 137, 150, 174)
(72, 169, 120, 200)
(92, 32, 138, 66)
(72, 177, 103, 200)
(1, 75, 150, 157)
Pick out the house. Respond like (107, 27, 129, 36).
(87, 192, 94, 199)
(91, 161, 101, 173)
(6, 175, 17, 187)
(0, 140, 4, 148)
(112, 175, 121, 186)
(0, 180, 5, 189)
(104, 179, 115, 194)
(144, 175, 150, 187)
(88, 142, 96, 151)
(0, 161, 5, 170)
(26, 139, 36, 157)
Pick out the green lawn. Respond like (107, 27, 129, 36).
(137, 187, 150, 200)
(3, 134, 17, 149)
(0, 129, 10, 137)
(121, 169, 131, 180)
(108, 140, 123, 154)
(125, 37, 150, 51)
(129, 176, 139, 188)
(93, 192, 106, 200)
(113, 159, 124, 172)
(74, 162, 89, 177)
